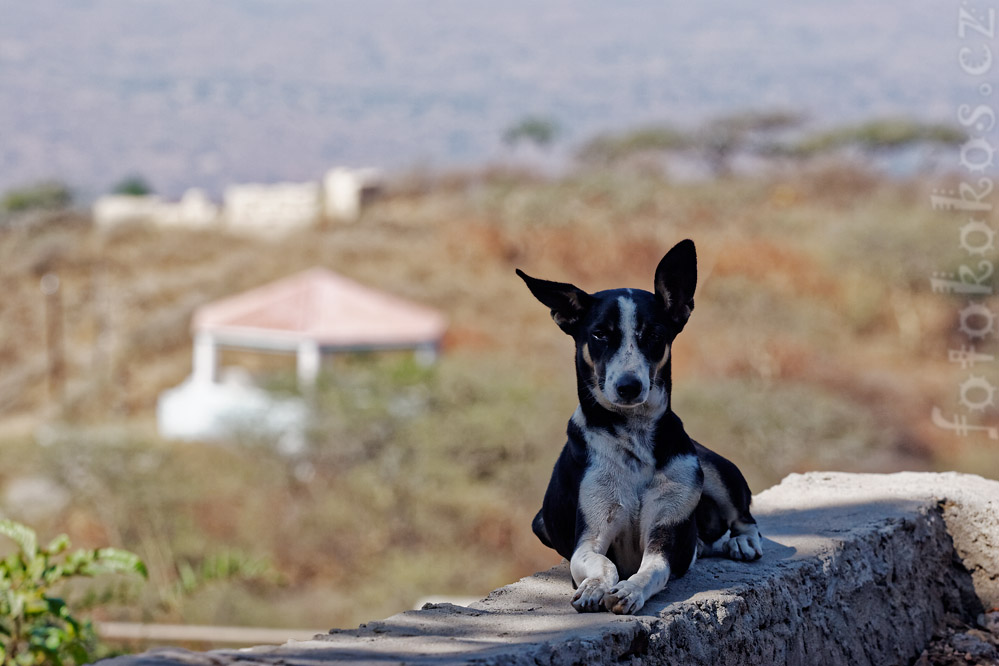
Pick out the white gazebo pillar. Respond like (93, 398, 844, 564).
(192, 332, 217, 384)
(297, 339, 321, 388)
(414, 343, 439, 367)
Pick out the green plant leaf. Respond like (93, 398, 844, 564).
(45, 535, 70, 557)
(177, 560, 197, 594)
(44, 630, 64, 651)
(0, 520, 38, 560)
(65, 642, 92, 665)
(24, 598, 50, 616)
(92, 549, 148, 579)
(16, 651, 37, 666)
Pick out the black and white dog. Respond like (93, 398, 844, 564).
(517, 239, 762, 615)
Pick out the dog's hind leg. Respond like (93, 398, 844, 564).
(694, 442, 763, 561)
(724, 516, 762, 561)
(532, 510, 554, 549)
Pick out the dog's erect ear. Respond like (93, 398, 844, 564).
(516, 269, 593, 335)
(654, 239, 697, 326)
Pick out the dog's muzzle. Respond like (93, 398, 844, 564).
(611, 373, 648, 406)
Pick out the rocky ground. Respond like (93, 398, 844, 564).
(917, 611, 999, 666)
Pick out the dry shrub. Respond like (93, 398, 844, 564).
(785, 162, 886, 208)
(713, 239, 840, 301)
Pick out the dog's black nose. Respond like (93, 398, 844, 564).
(614, 375, 643, 403)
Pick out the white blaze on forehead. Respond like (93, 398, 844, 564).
(602, 295, 651, 404)
(618, 295, 638, 347)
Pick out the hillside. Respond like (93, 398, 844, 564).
(0, 164, 991, 634)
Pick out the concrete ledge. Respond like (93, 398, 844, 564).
(102, 472, 999, 665)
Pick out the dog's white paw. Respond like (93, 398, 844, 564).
(602, 580, 646, 615)
(724, 532, 763, 561)
(572, 577, 613, 613)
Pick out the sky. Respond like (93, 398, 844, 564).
(0, 0, 982, 198)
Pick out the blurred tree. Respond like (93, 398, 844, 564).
(696, 110, 806, 176)
(576, 110, 806, 176)
(1, 181, 73, 213)
(791, 118, 964, 157)
(576, 125, 690, 166)
(111, 175, 154, 196)
(502, 116, 561, 149)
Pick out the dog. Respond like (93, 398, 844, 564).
(516, 239, 762, 615)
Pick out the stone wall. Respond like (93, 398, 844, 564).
(101, 471, 999, 666)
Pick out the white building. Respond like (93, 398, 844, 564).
(92, 189, 220, 230)
(324, 167, 382, 221)
(158, 188, 219, 228)
(93, 167, 382, 235)
(223, 181, 322, 235)
(92, 194, 166, 229)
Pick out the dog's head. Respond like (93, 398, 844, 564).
(517, 239, 696, 413)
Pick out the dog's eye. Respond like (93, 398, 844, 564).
(591, 329, 609, 342)
(643, 328, 665, 345)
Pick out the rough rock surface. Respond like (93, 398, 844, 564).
(915, 610, 999, 665)
(101, 471, 999, 665)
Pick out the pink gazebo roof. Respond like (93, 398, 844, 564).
(192, 268, 447, 350)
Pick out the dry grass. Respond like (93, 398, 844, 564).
(0, 164, 993, 633)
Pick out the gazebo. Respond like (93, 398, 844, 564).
(190, 267, 447, 387)
(157, 268, 446, 444)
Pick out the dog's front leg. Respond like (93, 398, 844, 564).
(602, 520, 696, 615)
(569, 468, 630, 612)
(603, 534, 674, 615)
(569, 541, 620, 612)
(604, 454, 702, 615)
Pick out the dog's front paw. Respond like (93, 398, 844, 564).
(571, 577, 612, 612)
(602, 580, 645, 615)
(724, 532, 763, 561)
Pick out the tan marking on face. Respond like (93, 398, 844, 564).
(655, 344, 671, 373)
(581, 342, 595, 369)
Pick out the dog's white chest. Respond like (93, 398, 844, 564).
(578, 425, 655, 529)
(573, 411, 702, 577)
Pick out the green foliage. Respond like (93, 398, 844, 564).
(1, 183, 72, 214)
(793, 118, 965, 156)
(502, 116, 561, 148)
(169, 550, 283, 606)
(576, 111, 804, 174)
(111, 176, 154, 197)
(0, 519, 147, 666)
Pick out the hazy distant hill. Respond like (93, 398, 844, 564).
(0, 0, 965, 198)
